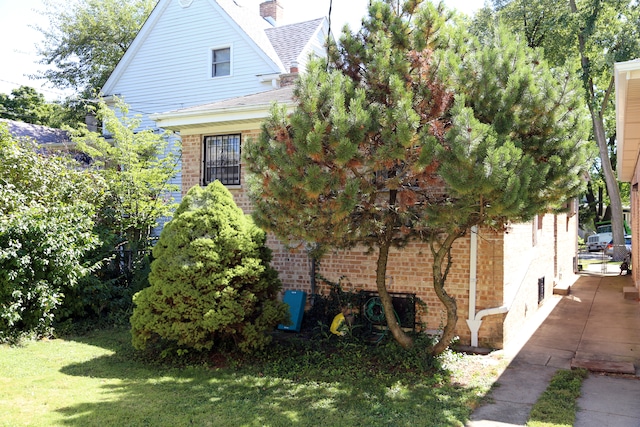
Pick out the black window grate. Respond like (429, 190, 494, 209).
(359, 291, 416, 330)
(538, 276, 545, 304)
(204, 134, 240, 186)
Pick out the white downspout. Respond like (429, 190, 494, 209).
(467, 226, 478, 321)
(466, 226, 509, 347)
(467, 306, 509, 347)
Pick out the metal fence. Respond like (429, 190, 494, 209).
(577, 246, 631, 275)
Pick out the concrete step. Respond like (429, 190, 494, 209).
(623, 286, 639, 300)
(553, 283, 571, 295)
(571, 358, 636, 375)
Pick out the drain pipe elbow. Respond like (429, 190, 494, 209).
(466, 305, 509, 347)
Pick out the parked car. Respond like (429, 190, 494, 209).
(605, 235, 632, 257)
(587, 224, 612, 251)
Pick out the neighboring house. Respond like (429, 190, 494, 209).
(111, 0, 580, 349)
(0, 118, 90, 164)
(615, 58, 640, 292)
(1, 118, 70, 145)
(101, 0, 328, 207)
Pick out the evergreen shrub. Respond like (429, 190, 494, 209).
(130, 181, 289, 353)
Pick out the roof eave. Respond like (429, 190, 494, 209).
(150, 101, 294, 132)
(615, 60, 640, 182)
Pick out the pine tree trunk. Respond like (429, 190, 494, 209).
(375, 240, 414, 349)
(430, 231, 464, 356)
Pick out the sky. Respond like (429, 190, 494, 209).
(0, 0, 486, 101)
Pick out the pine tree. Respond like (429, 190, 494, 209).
(245, 0, 589, 355)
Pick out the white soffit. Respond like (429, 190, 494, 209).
(615, 59, 640, 182)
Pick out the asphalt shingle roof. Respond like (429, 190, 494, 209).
(0, 119, 70, 145)
(265, 18, 325, 70)
(172, 86, 294, 113)
(217, 0, 285, 71)
(216, 1, 324, 73)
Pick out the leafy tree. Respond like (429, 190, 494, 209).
(130, 182, 289, 354)
(486, 0, 640, 258)
(0, 86, 80, 128)
(245, 0, 589, 355)
(72, 98, 179, 297)
(0, 125, 104, 342)
(487, 0, 574, 67)
(34, 0, 155, 98)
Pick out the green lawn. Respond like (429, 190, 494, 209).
(0, 329, 497, 427)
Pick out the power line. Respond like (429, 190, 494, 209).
(0, 78, 71, 98)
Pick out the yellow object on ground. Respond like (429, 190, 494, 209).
(330, 313, 346, 336)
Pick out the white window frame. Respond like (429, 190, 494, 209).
(210, 45, 232, 78)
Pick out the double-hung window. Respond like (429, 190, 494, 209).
(212, 47, 231, 77)
(204, 134, 241, 186)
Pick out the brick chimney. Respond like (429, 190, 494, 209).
(259, 0, 283, 24)
(280, 61, 299, 87)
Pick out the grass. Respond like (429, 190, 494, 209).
(0, 327, 502, 427)
(527, 368, 589, 427)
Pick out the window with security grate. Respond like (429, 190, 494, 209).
(203, 134, 240, 186)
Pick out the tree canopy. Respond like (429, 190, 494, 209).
(73, 98, 179, 260)
(34, 0, 156, 98)
(482, 0, 640, 256)
(245, 0, 590, 355)
(0, 86, 80, 128)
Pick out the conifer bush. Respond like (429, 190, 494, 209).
(130, 181, 288, 353)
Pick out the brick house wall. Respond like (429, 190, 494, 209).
(181, 129, 577, 348)
(500, 213, 577, 349)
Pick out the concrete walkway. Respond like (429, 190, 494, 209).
(467, 269, 640, 427)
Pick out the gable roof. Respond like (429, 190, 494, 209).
(265, 17, 326, 70)
(0, 119, 71, 145)
(103, 0, 327, 95)
(216, 0, 284, 71)
(104, 0, 285, 95)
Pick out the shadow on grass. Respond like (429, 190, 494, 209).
(57, 329, 483, 427)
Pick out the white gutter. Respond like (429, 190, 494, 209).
(150, 101, 295, 132)
(466, 306, 509, 348)
(257, 73, 281, 88)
